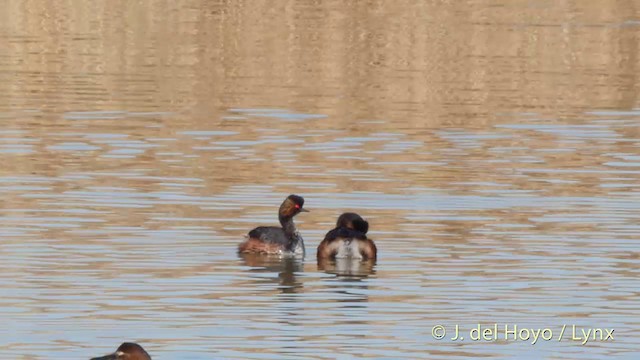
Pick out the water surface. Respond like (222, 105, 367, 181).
(0, 1, 639, 359)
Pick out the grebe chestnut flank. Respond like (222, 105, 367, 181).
(238, 194, 309, 256)
(317, 212, 377, 260)
(90, 342, 151, 360)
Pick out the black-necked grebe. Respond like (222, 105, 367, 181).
(317, 212, 377, 260)
(238, 194, 308, 256)
(90, 342, 151, 360)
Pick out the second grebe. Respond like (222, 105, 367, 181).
(317, 212, 377, 260)
(238, 194, 309, 256)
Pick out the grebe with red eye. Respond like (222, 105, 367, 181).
(317, 212, 376, 260)
(238, 194, 309, 256)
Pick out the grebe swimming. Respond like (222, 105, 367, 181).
(317, 212, 376, 260)
(90, 342, 151, 360)
(238, 194, 309, 256)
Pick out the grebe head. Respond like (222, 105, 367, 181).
(279, 194, 309, 218)
(336, 212, 368, 234)
(90, 342, 151, 360)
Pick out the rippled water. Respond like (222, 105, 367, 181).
(1, 1, 640, 359)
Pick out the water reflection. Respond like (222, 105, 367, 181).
(1, 0, 639, 359)
(317, 258, 376, 278)
(239, 254, 305, 294)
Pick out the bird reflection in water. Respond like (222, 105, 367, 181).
(317, 257, 376, 277)
(238, 253, 304, 293)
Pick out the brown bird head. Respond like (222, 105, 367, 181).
(278, 194, 309, 219)
(90, 342, 151, 360)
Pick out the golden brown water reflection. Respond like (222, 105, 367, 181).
(1, 1, 639, 359)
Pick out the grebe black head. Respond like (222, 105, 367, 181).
(336, 212, 369, 234)
(279, 194, 309, 220)
(318, 212, 376, 261)
(90, 342, 151, 360)
(238, 194, 309, 255)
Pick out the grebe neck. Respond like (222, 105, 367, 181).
(279, 215, 304, 255)
(279, 215, 297, 234)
